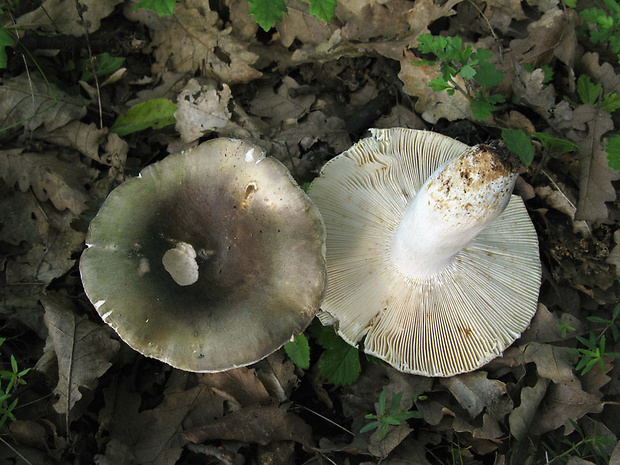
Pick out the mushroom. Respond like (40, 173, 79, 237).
(307, 128, 541, 377)
(80, 138, 327, 373)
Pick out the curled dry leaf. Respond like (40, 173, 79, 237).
(509, 377, 550, 441)
(523, 342, 577, 383)
(440, 371, 508, 420)
(567, 104, 620, 222)
(530, 377, 604, 435)
(0, 149, 91, 215)
(183, 403, 313, 448)
(40, 293, 120, 415)
(0, 74, 87, 141)
(128, 0, 261, 84)
(198, 367, 271, 407)
(175, 79, 233, 143)
(277, 0, 338, 47)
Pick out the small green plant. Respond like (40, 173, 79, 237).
(0, 338, 30, 428)
(247, 0, 336, 31)
(543, 419, 615, 464)
(284, 333, 310, 369)
(360, 390, 424, 439)
(557, 316, 577, 339)
(576, 75, 620, 170)
(309, 321, 361, 386)
(413, 34, 505, 121)
(580, 0, 620, 63)
(587, 301, 620, 341)
(574, 332, 620, 375)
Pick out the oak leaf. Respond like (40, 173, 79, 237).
(40, 293, 120, 415)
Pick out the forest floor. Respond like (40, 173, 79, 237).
(1, 0, 620, 464)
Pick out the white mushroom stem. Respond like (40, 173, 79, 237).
(392, 144, 518, 279)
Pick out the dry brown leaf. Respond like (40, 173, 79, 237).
(175, 79, 233, 143)
(40, 292, 120, 415)
(520, 303, 583, 344)
(399, 57, 472, 123)
(512, 65, 556, 116)
(607, 230, 620, 273)
(255, 351, 299, 402)
(199, 367, 271, 407)
(0, 74, 87, 141)
(33, 122, 125, 167)
(0, 191, 45, 246)
(509, 377, 550, 441)
(250, 77, 315, 124)
(523, 342, 577, 383)
(183, 403, 313, 447)
(567, 104, 620, 222)
(276, 111, 350, 158)
(535, 185, 591, 236)
(440, 371, 508, 419)
(507, 8, 577, 68)
(530, 377, 604, 435)
(277, 0, 338, 47)
(0, 149, 91, 215)
(368, 423, 412, 458)
(128, 0, 261, 84)
(100, 375, 226, 465)
(578, 52, 620, 94)
(340, 0, 412, 42)
(3, 201, 85, 287)
(15, 0, 122, 35)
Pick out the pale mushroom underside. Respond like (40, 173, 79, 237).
(308, 128, 541, 377)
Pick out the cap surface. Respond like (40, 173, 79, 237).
(80, 138, 327, 372)
(307, 128, 541, 377)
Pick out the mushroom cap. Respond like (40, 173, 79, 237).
(307, 128, 541, 377)
(80, 138, 327, 372)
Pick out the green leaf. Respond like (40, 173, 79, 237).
(502, 129, 535, 167)
(111, 98, 177, 136)
(360, 421, 381, 433)
(532, 132, 579, 153)
(459, 63, 476, 80)
(378, 389, 387, 415)
(469, 99, 496, 120)
(474, 60, 504, 89)
(284, 333, 310, 369)
(601, 93, 620, 113)
(565, 0, 576, 7)
(247, 0, 287, 30)
(134, 0, 181, 16)
(606, 135, 620, 170)
(307, 0, 336, 22)
(0, 27, 15, 69)
(577, 75, 601, 104)
(81, 53, 125, 82)
(428, 77, 452, 92)
(312, 324, 361, 386)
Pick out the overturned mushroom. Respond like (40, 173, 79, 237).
(307, 128, 541, 377)
(80, 138, 327, 372)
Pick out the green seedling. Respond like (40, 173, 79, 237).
(575, 332, 620, 375)
(586, 301, 620, 341)
(580, 0, 620, 63)
(557, 316, 577, 339)
(360, 390, 424, 439)
(543, 419, 615, 464)
(0, 338, 30, 428)
(413, 34, 505, 121)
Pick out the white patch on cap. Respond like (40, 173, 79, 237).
(94, 300, 106, 311)
(101, 309, 113, 322)
(245, 148, 256, 163)
(162, 241, 199, 286)
(137, 257, 150, 277)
